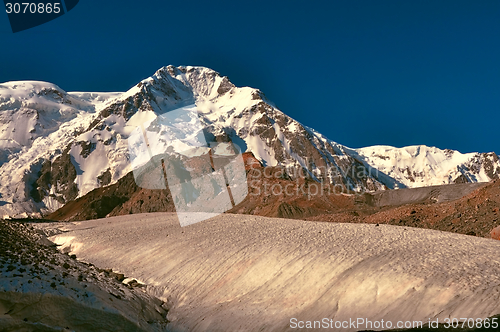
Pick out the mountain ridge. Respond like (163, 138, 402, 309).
(0, 65, 499, 218)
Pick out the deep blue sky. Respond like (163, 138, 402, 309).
(1, 1, 499, 154)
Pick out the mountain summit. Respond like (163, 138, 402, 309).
(0, 66, 498, 218)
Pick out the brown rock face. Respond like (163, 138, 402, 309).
(217, 76, 235, 95)
(242, 152, 262, 171)
(453, 174, 469, 184)
(30, 151, 79, 204)
(48, 150, 353, 222)
(483, 152, 500, 180)
(309, 179, 500, 239)
(48, 172, 175, 221)
(490, 225, 500, 240)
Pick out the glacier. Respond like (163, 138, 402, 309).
(44, 213, 500, 332)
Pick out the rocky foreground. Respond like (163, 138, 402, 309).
(0, 220, 169, 332)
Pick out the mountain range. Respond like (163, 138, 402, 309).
(0, 65, 499, 218)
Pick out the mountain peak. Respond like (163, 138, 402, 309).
(1, 66, 499, 218)
(0, 81, 67, 105)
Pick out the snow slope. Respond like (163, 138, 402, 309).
(46, 213, 500, 332)
(0, 82, 118, 155)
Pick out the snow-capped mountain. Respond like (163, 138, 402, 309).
(0, 66, 499, 218)
(352, 145, 500, 188)
(0, 81, 120, 217)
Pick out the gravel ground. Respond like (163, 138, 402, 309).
(0, 219, 169, 332)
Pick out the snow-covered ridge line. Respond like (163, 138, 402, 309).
(354, 144, 500, 188)
(0, 65, 499, 218)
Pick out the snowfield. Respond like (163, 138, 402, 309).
(43, 213, 500, 332)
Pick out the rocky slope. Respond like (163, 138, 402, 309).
(47, 151, 356, 222)
(47, 171, 175, 222)
(1, 66, 499, 218)
(307, 179, 500, 238)
(0, 220, 169, 331)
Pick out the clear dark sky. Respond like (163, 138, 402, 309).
(1, 1, 499, 154)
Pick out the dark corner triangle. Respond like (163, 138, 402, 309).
(64, 0, 79, 12)
(4, 0, 66, 33)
